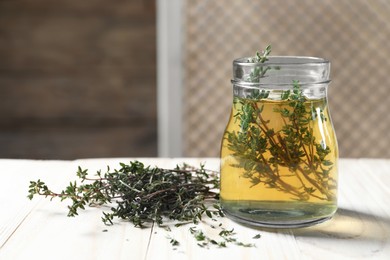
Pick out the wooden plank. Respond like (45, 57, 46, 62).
(0, 74, 156, 120)
(0, 126, 157, 159)
(0, 1, 156, 71)
(0, 0, 155, 19)
(0, 160, 74, 249)
(145, 217, 302, 260)
(0, 198, 152, 260)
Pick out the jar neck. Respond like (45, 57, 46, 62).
(232, 56, 331, 87)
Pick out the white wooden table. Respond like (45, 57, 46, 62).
(0, 158, 389, 260)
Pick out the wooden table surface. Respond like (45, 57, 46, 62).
(0, 158, 389, 260)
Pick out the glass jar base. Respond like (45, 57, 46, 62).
(221, 200, 336, 229)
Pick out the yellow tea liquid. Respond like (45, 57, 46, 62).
(220, 97, 338, 227)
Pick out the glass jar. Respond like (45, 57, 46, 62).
(220, 56, 338, 228)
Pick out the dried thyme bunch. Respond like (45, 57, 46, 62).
(28, 161, 260, 249)
(28, 161, 223, 227)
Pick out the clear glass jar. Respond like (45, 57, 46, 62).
(220, 56, 338, 228)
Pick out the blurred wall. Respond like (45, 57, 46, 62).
(0, 0, 157, 159)
(181, 0, 390, 158)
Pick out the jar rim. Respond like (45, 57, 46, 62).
(232, 55, 331, 87)
(234, 56, 330, 66)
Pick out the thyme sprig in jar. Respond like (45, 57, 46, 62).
(220, 46, 338, 228)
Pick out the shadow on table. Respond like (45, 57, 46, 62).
(241, 207, 390, 238)
(290, 207, 390, 240)
(238, 207, 390, 258)
(283, 207, 390, 257)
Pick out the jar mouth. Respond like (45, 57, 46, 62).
(234, 56, 330, 66)
(232, 56, 331, 87)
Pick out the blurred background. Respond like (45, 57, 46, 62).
(1, 0, 389, 159)
(0, 0, 157, 158)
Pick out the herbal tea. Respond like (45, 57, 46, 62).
(220, 86, 338, 227)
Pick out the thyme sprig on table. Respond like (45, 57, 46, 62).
(28, 161, 222, 227)
(28, 161, 259, 249)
